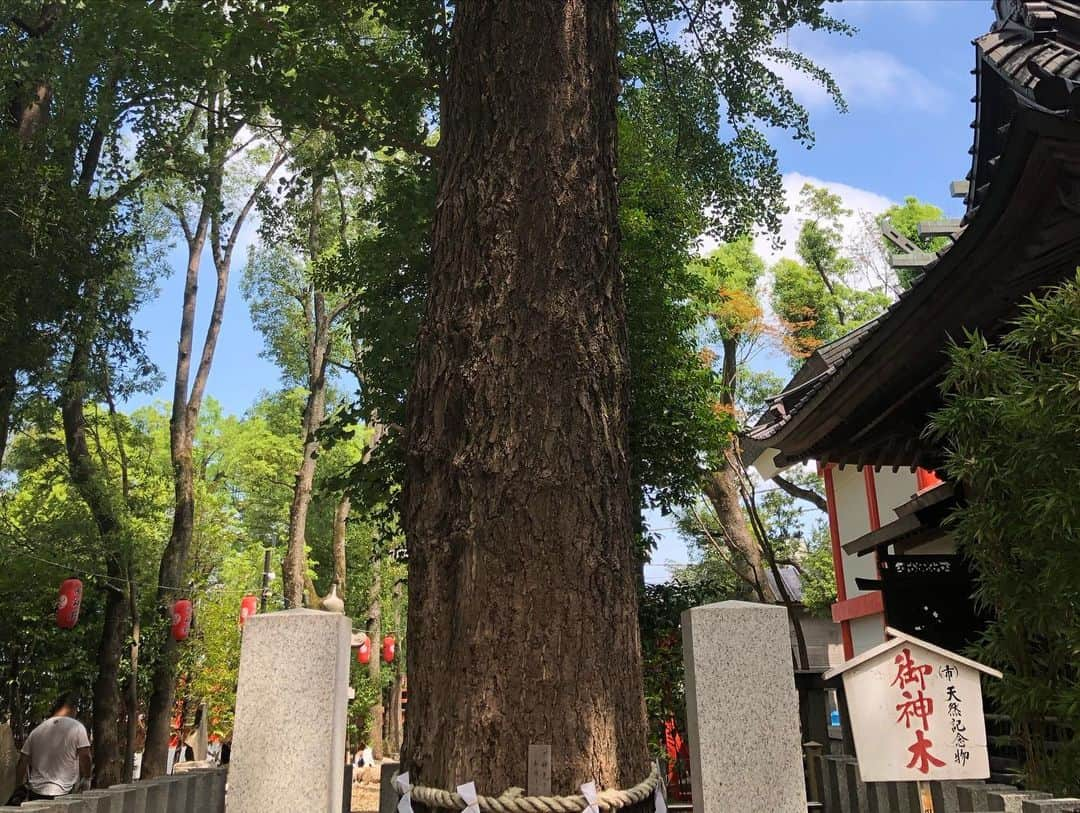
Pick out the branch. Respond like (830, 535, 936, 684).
(223, 146, 289, 265)
(773, 474, 827, 512)
(163, 202, 194, 248)
(640, 0, 685, 156)
(690, 503, 767, 600)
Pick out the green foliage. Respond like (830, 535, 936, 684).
(772, 184, 891, 364)
(621, 109, 730, 515)
(638, 579, 731, 756)
(620, 0, 849, 240)
(931, 275, 1080, 794)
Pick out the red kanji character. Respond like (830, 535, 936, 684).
(892, 647, 933, 691)
(896, 690, 934, 731)
(906, 730, 947, 775)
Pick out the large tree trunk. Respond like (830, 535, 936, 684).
(402, 0, 648, 796)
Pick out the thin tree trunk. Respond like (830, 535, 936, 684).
(143, 122, 283, 777)
(282, 176, 333, 608)
(735, 461, 810, 670)
(384, 577, 404, 755)
(332, 494, 350, 594)
(60, 321, 126, 787)
(0, 367, 16, 466)
(366, 565, 383, 760)
(282, 351, 328, 606)
(702, 463, 777, 602)
(402, 0, 648, 795)
(386, 674, 403, 756)
(703, 337, 778, 602)
(141, 165, 214, 779)
(773, 473, 827, 512)
(124, 578, 140, 783)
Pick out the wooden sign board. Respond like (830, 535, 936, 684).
(528, 744, 551, 796)
(823, 627, 1002, 783)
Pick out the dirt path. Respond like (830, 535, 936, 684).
(351, 781, 380, 813)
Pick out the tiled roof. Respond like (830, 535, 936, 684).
(742, 0, 1080, 463)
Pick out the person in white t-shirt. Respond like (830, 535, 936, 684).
(17, 694, 91, 800)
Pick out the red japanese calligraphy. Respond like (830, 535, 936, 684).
(892, 647, 933, 691)
(906, 730, 947, 774)
(896, 689, 934, 731)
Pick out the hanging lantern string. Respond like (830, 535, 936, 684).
(0, 523, 272, 599)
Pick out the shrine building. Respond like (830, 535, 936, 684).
(743, 0, 1080, 659)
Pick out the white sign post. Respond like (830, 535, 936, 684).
(823, 627, 1002, 812)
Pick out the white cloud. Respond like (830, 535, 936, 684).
(776, 46, 948, 114)
(752, 172, 894, 266)
(700, 172, 894, 266)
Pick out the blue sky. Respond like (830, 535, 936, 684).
(126, 0, 993, 579)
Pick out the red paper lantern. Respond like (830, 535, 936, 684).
(356, 634, 371, 665)
(56, 578, 83, 629)
(171, 599, 193, 641)
(382, 635, 396, 663)
(238, 594, 258, 627)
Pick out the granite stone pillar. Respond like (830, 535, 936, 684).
(378, 761, 400, 813)
(987, 790, 1053, 812)
(681, 601, 807, 813)
(932, 780, 964, 813)
(958, 782, 1017, 811)
(1021, 801, 1080, 813)
(227, 609, 351, 813)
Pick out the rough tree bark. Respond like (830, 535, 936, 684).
(402, 0, 648, 795)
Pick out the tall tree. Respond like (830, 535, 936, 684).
(245, 149, 360, 609)
(401, 1, 649, 794)
(693, 239, 777, 601)
(141, 97, 286, 777)
(772, 183, 891, 361)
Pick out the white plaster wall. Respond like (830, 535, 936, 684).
(831, 466, 875, 600)
(871, 469, 918, 524)
(850, 614, 885, 656)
